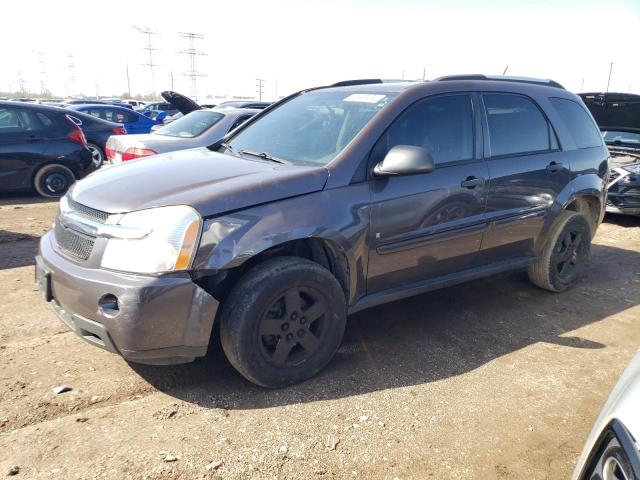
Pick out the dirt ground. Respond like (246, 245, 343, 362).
(0, 193, 639, 480)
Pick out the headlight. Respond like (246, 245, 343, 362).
(101, 205, 201, 274)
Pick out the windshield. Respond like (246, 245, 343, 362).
(603, 130, 640, 147)
(223, 89, 397, 165)
(155, 110, 224, 138)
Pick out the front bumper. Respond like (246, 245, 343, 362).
(36, 231, 219, 365)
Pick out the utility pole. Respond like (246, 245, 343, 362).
(580, 78, 584, 92)
(275, 79, 278, 99)
(422, 67, 426, 80)
(255, 78, 265, 101)
(133, 26, 160, 93)
(606, 62, 614, 93)
(502, 65, 509, 75)
(170, 71, 175, 90)
(126, 63, 131, 98)
(178, 32, 206, 101)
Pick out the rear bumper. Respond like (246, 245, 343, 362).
(36, 231, 219, 365)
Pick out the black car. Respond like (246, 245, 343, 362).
(65, 110, 126, 166)
(580, 92, 640, 216)
(0, 101, 94, 197)
(36, 75, 608, 387)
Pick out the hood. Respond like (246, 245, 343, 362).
(579, 92, 640, 133)
(160, 91, 201, 115)
(70, 148, 328, 217)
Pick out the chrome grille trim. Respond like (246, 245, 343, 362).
(67, 198, 109, 224)
(54, 221, 95, 261)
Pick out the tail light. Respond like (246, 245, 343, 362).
(112, 126, 126, 135)
(65, 115, 87, 146)
(121, 147, 157, 162)
(105, 138, 116, 160)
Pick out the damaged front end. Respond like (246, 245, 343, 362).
(579, 92, 640, 216)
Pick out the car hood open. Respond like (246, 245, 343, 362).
(579, 92, 640, 134)
(160, 91, 202, 115)
(70, 148, 328, 217)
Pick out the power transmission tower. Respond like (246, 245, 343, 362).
(133, 26, 160, 92)
(178, 32, 207, 101)
(17, 71, 26, 94)
(256, 78, 265, 101)
(36, 51, 47, 95)
(67, 54, 76, 96)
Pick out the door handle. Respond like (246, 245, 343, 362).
(546, 161, 564, 173)
(461, 176, 484, 189)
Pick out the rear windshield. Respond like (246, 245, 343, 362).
(223, 89, 398, 166)
(155, 110, 224, 138)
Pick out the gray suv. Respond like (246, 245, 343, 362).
(36, 75, 609, 387)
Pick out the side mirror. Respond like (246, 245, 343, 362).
(155, 111, 167, 122)
(373, 145, 435, 176)
(142, 110, 152, 118)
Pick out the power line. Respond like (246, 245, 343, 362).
(178, 32, 207, 101)
(255, 78, 265, 101)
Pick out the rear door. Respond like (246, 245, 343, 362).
(367, 93, 489, 294)
(0, 106, 48, 191)
(478, 93, 571, 262)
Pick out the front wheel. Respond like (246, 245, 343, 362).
(528, 211, 591, 292)
(33, 164, 76, 198)
(220, 256, 347, 388)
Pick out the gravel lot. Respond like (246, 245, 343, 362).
(1, 193, 639, 480)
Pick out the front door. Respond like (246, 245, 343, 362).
(367, 94, 489, 294)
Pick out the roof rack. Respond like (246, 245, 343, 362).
(435, 74, 565, 90)
(330, 79, 384, 87)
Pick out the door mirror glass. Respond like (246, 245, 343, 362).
(373, 145, 435, 176)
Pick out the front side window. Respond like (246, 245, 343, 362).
(483, 94, 555, 157)
(155, 110, 225, 138)
(373, 94, 474, 166)
(550, 97, 603, 149)
(224, 89, 398, 166)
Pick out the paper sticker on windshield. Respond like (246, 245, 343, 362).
(344, 94, 387, 103)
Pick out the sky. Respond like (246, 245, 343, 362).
(2, 0, 639, 101)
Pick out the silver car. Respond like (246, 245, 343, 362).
(572, 349, 640, 479)
(105, 108, 258, 163)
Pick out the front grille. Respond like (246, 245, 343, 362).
(54, 221, 95, 261)
(67, 198, 109, 224)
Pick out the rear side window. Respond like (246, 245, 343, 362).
(375, 94, 474, 165)
(483, 94, 556, 157)
(36, 112, 53, 128)
(550, 97, 603, 148)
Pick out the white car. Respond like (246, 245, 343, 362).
(572, 349, 640, 479)
(105, 108, 258, 163)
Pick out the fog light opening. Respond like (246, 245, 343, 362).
(98, 294, 120, 317)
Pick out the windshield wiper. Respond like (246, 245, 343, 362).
(220, 142, 238, 156)
(238, 149, 288, 164)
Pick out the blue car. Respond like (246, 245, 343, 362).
(67, 104, 160, 134)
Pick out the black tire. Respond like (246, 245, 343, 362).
(220, 256, 347, 388)
(528, 211, 591, 292)
(33, 164, 75, 198)
(86, 143, 104, 167)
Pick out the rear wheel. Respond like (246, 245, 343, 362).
(220, 256, 347, 388)
(528, 211, 591, 292)
(33, 164, 75, 198)
(86, 143, 104, 167)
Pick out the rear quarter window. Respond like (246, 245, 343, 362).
(549, 97, 603, 149)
